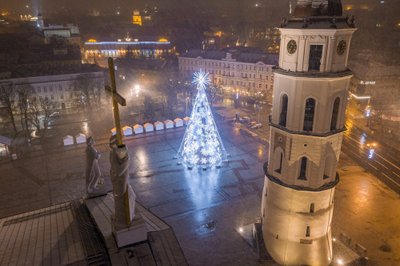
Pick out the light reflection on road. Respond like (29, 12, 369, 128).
(368, 148, 375, 159)
(135, 146, 149, 168)
(183, 168, 220, 223)
(360, 133, 366, 146)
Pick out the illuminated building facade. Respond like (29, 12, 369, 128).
(178, 49, 278, 101)
(260, 0, 356, 265)
(132, 10, 142, 26)
(83, 40, 173, 66)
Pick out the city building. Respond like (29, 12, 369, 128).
(260, 0, 356, 265)
(42, 24, 80, 45)
(83, 40, 174, 67)
(132, 10, 142, 26)
(36, 13, 81, 46)
(248, 27, 281, 54)
(349, 52, 400, 112)
(0, 71, 105, 110)
(178, 49, 278, 101)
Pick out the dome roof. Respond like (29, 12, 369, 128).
(293, 0, 343, 17)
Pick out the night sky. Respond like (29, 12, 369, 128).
(1, 0, 273, 14)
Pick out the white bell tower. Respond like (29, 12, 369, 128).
(260, 0, 356, 265)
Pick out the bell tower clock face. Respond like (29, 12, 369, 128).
(337, 40, 347, 55)
(287, 40, 297, 54)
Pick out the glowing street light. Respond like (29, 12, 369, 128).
(133, 84, 141, 97)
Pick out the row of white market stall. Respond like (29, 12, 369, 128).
(63, 117, 190, 146)
(111, 117, 189, 136)
(63, 133, 87, 146)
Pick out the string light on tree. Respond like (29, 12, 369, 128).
(177, 71, 227, 169)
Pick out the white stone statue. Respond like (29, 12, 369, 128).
(85, 137, 105, 196)
(109, 137, 136, 230)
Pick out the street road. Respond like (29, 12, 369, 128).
(343, 121, 400, 194)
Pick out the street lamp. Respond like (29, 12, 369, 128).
(185, 97, 190, 116)
(132, 84, 141, 97)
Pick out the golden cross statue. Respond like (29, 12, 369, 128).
(105, 57, 126, 146)
(106, 58, 133, 227)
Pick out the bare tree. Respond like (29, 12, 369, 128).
(28, 97, 55, 137)
(92, 83, 102, 105)
(0, 83, 17, 133)
(28, 98, 42, 133)
(143, 95, 155, 121)
(75, 75, 102, 108)
(17, 85, 33, 134)
(40, 98, 55, 131)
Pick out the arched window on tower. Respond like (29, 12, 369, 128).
(275, 152, 284, 174)
(298, 157, 308, 180)
(303, 98, 316, 132)
(310, 203, 315, 213)
(330, 97, 341, 131)
(279, 94, 288, 127)
(323, 155, 335, 179)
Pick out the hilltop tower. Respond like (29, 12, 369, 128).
(260, 1, 356, 265)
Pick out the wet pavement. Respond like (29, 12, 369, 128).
(0, 121, 399, 265)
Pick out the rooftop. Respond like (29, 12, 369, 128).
(180, 49, 279, 65)
(0, 63, 103, 80)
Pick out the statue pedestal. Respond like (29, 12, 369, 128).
(87, 178, 113, 199)
(84, 192, 188, 265)
(112, 213, 148, 248)
(85, 193, 151, 249)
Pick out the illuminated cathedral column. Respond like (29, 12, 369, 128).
(260, 1, 356, 265)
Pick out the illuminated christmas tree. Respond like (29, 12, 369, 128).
(177, 71, 227, 168)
